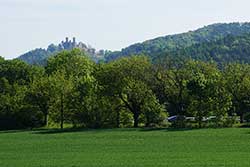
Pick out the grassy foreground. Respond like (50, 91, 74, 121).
(0, 128, 250, 167)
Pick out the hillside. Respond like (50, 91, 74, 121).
(164, 33, 250, 64)
(105, 22, 250, 62)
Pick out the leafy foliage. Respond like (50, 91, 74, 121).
(2, 48, 250, 129)
(169, 33, 250, 64)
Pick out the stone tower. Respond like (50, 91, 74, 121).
(73, 37, 76, 47)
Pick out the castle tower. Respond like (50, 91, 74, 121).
(73, 37, 76, 47)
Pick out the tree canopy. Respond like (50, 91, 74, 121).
(1, 49, 250, 129)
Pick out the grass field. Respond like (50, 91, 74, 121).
(1, 128, 250, 167)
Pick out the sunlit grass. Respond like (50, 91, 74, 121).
(0, 128, 250, 167)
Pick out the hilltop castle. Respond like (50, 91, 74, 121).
(58, 37, 82, 49)
(55, 37, 105, 57)
(58, 37, 96, 55)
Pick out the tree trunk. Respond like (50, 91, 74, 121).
(116, 110, 120, 128)
(198, 96, 202, 128)
(133, 113, 139, 128)
(60, 95, 64, 129)
(44, 113, 48, 127)
(240, 114, 244, 123)
(198, 119, 202, 128)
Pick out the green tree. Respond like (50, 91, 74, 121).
(223, 63, 250, 122)
(49, 71, 75, 129)
(0, 59, 44, 129)
(153, 57, 191, 118)
(46, 49, 94, 77)
(25, 74, 51, 126)
(96, 56, 166, 127)
(0, 56, 4, 62)
(186, 61, 231, 127)
(0, 59, 33, 85)
(0, 80, 43, 129)
(45, 49, 96, 128)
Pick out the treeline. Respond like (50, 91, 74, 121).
(1, 49, 250, 130)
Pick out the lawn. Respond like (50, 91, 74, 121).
(0, 128, 250, 167)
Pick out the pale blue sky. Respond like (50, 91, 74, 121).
(1, 0, 250, 59)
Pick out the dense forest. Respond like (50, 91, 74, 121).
(1, 49, 250, 130)
(165, 33, 250, 64)
(105, 23, 250, 62)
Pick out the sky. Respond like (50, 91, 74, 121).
(1, 0, 250, 59)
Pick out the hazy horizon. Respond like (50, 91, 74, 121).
(1, 0, 250, 59)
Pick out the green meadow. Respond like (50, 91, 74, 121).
(0, 128, 250, 167)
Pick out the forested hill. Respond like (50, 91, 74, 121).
(17, 22, 250, 64)
(164, 33, 250, 64)
(105, 22, 250, 62)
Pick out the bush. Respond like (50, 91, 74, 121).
(243, 112, 250, 122)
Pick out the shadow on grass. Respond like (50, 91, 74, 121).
(139, 127, 195, 132)
(239, 124, 250, 128)
(33, 127, 197, 135)
(32, 128, 126, 135)
(0, 129, 30, 134)
(0, 127, 136, 135)
(0, 126, 231, 135)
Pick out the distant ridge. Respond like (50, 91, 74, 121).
(17, 22, 250, 65)
(104, 22, 250, 62)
